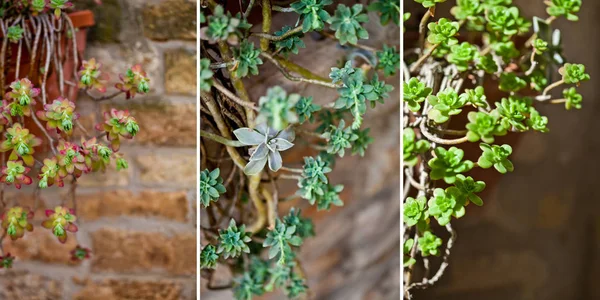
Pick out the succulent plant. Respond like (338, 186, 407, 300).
(0, 123, 42, 166)
(200, 168, 226, 208)
(1, 206, 33, 240)
(42, 206, 78, 243)
(234, 124, 295, 175)
(291, 0, 333, 32)
(217, 219, 252, 259)
(328, 4, 369, 45)
(0, 160, 32, 189)
(78, 58, 107, 92)
(96, 109, 139, 151)
(36, 97, 79, 135)
(256, 86, 301, 131)
(115, 65, 150, 99)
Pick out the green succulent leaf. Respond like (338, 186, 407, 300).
(428, 146, 474, 184)
(200, 244, 219, 269)
(418, 231, 443, 257)
(546, 0, 582, 21)
(376, 45, 400, 77)
(200, 168, 226, 207)
(295, 96, 321, 123)
(563, 87, 583, 110)
(428, 187, 466, 226)
(403, 238, 417, 267)
(427, 18, 460, 46)
(403, 128, 430, 167)
(427, 87, 467, 124)
(256, 86, 301, 131)
(466, 110, 507, 143)
(404, 196, 428, 227)
(200, 58, 213, 92)
(477, 143, 514, 174)
(560, 63, 590, 84)
(291, 0, 333, 32)
(322, 119, 358, 157)
(217, 219, 252, 259)
(368, 0, 400, 26)
(274, 26, 306, 57)
(447, 42, 478, 71)
(415, 0, 446, 9)
(403, 78, 432, 112)
(454, 174, 485, 206)
(499, 73, 527, 92)
(328, 4, 370, 45)
(232, 41, 263, 78)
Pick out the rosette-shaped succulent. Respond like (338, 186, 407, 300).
(0, 123, 42, 166)
(234, 124, 295, 175)
(0, 253, 14, 268)
(78, 58, 107, 92)
(56, 141, 90, 178)
(5, 78, 39, 116)
(428, 146, 474, 184)
(200, 168, 226, 208)
(115, 65, 150, 99)
(96, 109, 139, 151)
(217, 219, 252, 259)
(38, 157, 64, 188)
(256, 86, 301, 131)
(328, 4, 369, 45)
(42, 206, 78, 243)
(81, 137, 113, 172)
(1, 206, 33, 240)
(70, 245, 91, 261)
(0, 160, 32, 189)
(36, 97, 79, 135)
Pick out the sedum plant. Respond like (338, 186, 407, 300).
(403, 0, 589, 297)
(0, 1, 149, 268)
(200, 0, 398, 298)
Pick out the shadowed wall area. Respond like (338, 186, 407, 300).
(406, 1, 600, 299)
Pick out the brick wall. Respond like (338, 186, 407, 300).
(0, 1, 197, 299)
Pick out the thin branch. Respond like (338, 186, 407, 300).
(260, 52, 342, 88)
(252, 26, 303, 42)
(200, 129, 246, 147)
(420, 120, 469, 145)
(212, 81, 258, 111)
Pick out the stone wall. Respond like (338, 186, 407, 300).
(407, 1, 600, 299)
(200, 7, 401, 300)
(0, 1, 197, 299)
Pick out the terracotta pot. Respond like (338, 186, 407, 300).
(1, 10, 95, 156)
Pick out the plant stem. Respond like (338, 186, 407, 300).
(212, 81, 258, 111)
(279, 166, 303, 173)
(420, 120, 468, 145)
(217, 41, 256, 126)
(243, 0, 256, 18)
(247, 173, 266, 234)
(550, 98, 567, 104)
(200, 130, 246, 147)
(418, 7, 435, 54)
(252, 26, 303, 41)
(260, 0, 272, 51)
(409, 44, 439, 74)
(260, 52, 341, 88)
(272, 5, 295, 12)
(543, 79, 564, 96)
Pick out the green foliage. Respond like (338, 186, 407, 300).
(427, 87, 467, 124)
(477, 143, 514, 174)
(527, 108, 549, 132)
(297, 156, 331, 201)
(466, 110, 507, 143)
(313, 183, 344, 210)
(495, 96, 532, 131)
(560, 63, 590, 84)
(485, 5, 530, 37)
(563, 87, 583, 110)
(404, 196, 428, 227)
(447, 42, 478, 71)
(533, 39, 548, 54)
(322, 119, 358, 157)
(200, 58, 213, 92)
(461, 86, 488, 108)
(232, 41, 263, 78)
(274, 26, 306, 57)
(351, 128, 373, 157)
(428, 187, 466, 226)
(217, 219, 252, 259)
(7, 25, 23, 43)
(454, 174, 485, 206)
(257, 86, 301, 131)
(415, 0, 446, 8)
(263, 219, 303, 265)
(403, 128, 430, 167)
(418, 231, 443, 257)
(283, 208, 315, 239)
(234, 125, 295, 175)
(451, 0, 483, 21)
(368, 0, 400, 26)
(200, 168, 226, 208)
(200, 244, 219, 269)
(427, 18, 460, 46)
(499, 73, 527, 92)
(291, 0, 332, 32)
(403, 78, 432, 112)
(403, 239, 416, 267)
(328, 4, 369, 45)
(205, 5, 250, 43)
(376, 45, 400, 77)
(476, 54, 498, 73)
(294, 96, 321, 123)
(492, 41, 520, 62)
(428, 147, 474, 184)
(546, 0, 582, 21)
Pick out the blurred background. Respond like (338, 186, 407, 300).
(0, 0, 197, 299)
(200, 2, 400, 299)
(405, 1, 600, 299)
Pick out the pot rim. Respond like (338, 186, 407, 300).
(0, 9, 95, 38)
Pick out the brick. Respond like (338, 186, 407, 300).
(76, 166, 131, 187)
(165, 49, 197, 96)
(91, 229, 196, 275)
(74, 278, 183, 300)
(110, 101, 196, 147)
(78, 0, 122, 43)
(135, 152, 196, 188)
(142, 0, 197, 41)
(2, 229, 79, 265)
(0, 271, 63, 299)
(77, 190, 189, 222)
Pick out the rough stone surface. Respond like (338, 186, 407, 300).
(136, 152, 197, 188)
(77, 190, 189, 221)
(111, 101, 197, 147)
(91, 229, 196, 275)
(2, 229, 79, 265)
(165, 49, 197, 96)
(0, 271, 63, 299)
(142, 0, 197, 41)
(73, 279, 185, 300)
